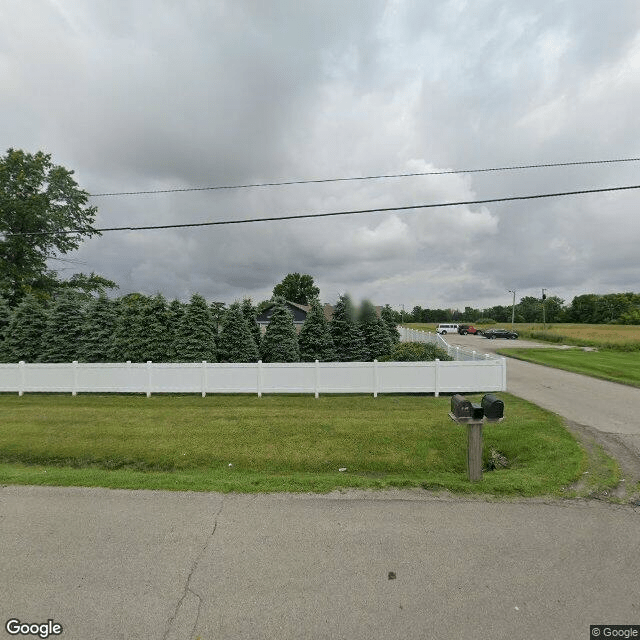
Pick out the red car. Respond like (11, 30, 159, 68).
(457, 324, 478, 335)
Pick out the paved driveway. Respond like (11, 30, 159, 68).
(444, 333, 640, 461)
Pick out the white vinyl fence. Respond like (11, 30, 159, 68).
(0, 328, 506, 397)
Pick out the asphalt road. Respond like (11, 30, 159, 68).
(1, 339, 639, 640)
(1, 485, 638, 640)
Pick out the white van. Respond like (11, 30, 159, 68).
(436, 323, 459, 335)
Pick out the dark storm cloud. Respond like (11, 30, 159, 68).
(1, 0, 639, 308)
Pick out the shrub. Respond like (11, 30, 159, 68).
(382, 341, 453, 362)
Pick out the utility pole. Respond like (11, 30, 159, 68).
(401, 304, 405, 324)
(542, 288, 547, 330)
(508, 290, 516, 329)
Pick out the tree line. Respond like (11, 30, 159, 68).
(0, 291, 403, 364)
(405, 292, 640, 325)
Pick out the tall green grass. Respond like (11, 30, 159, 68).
(0, 393, 598, 496)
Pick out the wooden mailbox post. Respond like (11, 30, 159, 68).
(449, 394, 504, 482)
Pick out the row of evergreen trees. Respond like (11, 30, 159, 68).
(0, 291, 400, 364)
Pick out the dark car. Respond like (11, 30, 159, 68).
(483, 328, 519, 339)
(457, 324, 479, 335)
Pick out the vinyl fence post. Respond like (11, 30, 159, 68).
(146, 361, 152, 398)
(434, 358, 440, 397)
(314, 359, 319, 399)
(72, 360, 78, 396)
(373, 359, 378, 398)
(201, 361, 207, 398)
(18, 360, 25, 397)
(257, 360, 262, 398)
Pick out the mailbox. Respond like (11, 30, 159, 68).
(451, 394, 484, 421)
(481, 394, 504, 421)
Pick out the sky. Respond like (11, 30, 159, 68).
(2, 0, 640, 311)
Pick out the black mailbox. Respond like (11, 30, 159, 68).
(482, 394, 504, 421)
(451, 394, 484, 421)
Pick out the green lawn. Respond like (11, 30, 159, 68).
(0, 393, 606, 496)
(499, 348, 640, 387)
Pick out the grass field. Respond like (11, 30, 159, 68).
(498, 348, 640, 388)
(404, 322, 640, 351)
(0, 393, 616, 497)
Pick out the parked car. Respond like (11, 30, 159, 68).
(483, 328, 519, 339)
(457, 324, 479, 335)
(436, 323, 459, 335)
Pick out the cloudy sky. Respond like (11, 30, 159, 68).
(2, 0, 640, 310)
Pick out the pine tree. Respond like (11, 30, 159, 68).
(298, 298, 337, 361)
(0, 294, 49, 362)
(381, 304, 401, 345)
(217, 302, 259, 362)
(329, 294, 367, 362)
(173, 293, 217, 362)
(166, 299, 185, 361)
(0, 297, 10, 341)
(109, 294, 148, 362)
(359, 300, 393, 361)
(139, 293, 171, 362)
(241, 298, 261, 350)
(81, 294, 119, 362)
(41, 290, 85, 362)
(259, 297, 300, 362)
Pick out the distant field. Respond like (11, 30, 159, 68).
(498, 348, 640, 388)
(0, 393, 604, 496)
(403, 323, 640, 350)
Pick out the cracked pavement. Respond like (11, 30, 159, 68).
(1, 485, 639, 639)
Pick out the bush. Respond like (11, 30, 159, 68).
(381, 341, 453, 362)
(475, 317, 496, 325)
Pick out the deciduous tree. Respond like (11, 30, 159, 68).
(272, 273, 319, 305)
(0, 148, 112, 305)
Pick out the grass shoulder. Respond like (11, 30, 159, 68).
(498, 348, 640, 388)
(0, 393, 619, 498)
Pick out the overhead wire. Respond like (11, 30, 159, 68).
(88, 156, 640, 197)
(6, 183, 640, 237)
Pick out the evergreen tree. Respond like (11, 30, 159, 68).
(41, 290, 85, 362)
(259, 297, 300, 362)
(0, 294, 48, 362)
(298, 298, 337, 361)
(109, 294, 148, 362)
(359, 300, 393, 361)
(329, 294, 367, 362)
(173, 293, 217, 362)
(81, 294, 119, 362)
(136, 294, 171, 362)
(209, 301, 227, 333)
(240, 297, 261, 349)
(217, 302, 259, 362)
(166, 299, 185, 361)
(0, 296, 10, 341)
(381, 304, 401, 345)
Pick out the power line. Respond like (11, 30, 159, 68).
(7, 183, 640, 237)
(88, 156, 640, 197)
